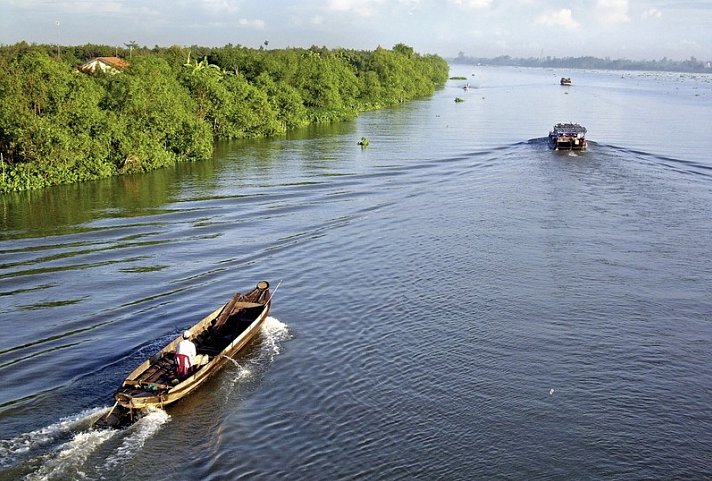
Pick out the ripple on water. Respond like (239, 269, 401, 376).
(2, 68, 712, 480)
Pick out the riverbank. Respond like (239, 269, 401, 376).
(0, 43, 448, 193)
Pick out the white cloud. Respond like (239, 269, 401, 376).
(680, 39, 700, 49)
(534, 9, 580, 29)
(596, 0, 629, 25)
(449, 0, 492, 9)
(310, 16, 325, 25)
(59, 1, 124, 14)
(12, 0, 133, 15)
(327, 0, 385, 17)
(325, 0, 424, 17)
(238, 18, 266, 29)
(642, 8, 662, 20)
(399, 0, 421, 15)
(200, 0, 241, 15)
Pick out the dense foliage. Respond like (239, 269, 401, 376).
(0, 42, 448, 192)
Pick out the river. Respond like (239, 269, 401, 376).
(1, 66, 711, 480)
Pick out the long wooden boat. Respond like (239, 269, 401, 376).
(94, 281, 272, 428)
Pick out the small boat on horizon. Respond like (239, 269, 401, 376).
(548, 123, 587, 151)
(94, 281, 273, 428)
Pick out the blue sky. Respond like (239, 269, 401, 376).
(1, 0, 710, 60)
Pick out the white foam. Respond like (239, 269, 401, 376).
(221, 355, 252, 381)
(23, 428, 116, 481)
(0, 406, 106, 469)
(100, 407, 170, 471)
(5, 319, 288, 477)
(260, 316, 291, 360)
(221, 317, 289, 390)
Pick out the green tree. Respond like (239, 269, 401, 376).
(0, 42, 449, 192)
(102, 56, 212, 172)
(254, 72, 308, 130)
(0, 52, 113, 190)
(220, 74, 282, 138)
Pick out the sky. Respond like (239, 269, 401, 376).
(1, 0, 710, 61)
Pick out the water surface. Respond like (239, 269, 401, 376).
(1, 66, 711, 480)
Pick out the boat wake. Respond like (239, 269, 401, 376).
(99, 408, 170, 471)
(1, 408, 170, 481)
(606, 144, 712, 181)
(1, 317, 289, 479)
(22, 428, 117, 481)
(260, 316, 291, 360)
(223, 316, 290, 388)
(0, 407, 105, 469)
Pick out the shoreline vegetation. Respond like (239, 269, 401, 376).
(0, 42, 448, 193)
(451, 53, 712, 73)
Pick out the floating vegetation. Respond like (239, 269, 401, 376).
(19, 297, 88, 310)
(454, 97, 465, 103)
(119, 265, 169, 273)
(357, 137, 369, 147)
(449, 76, 467, 80)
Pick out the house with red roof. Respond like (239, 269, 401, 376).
(79, 56, 129, 74)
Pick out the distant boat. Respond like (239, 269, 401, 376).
(560, 77, 572, 86)
(548, 123, 587, 151)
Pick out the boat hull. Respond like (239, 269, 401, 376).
(548, 123, 587, 151)
(547, 136, 587, 151)
(98, 282, 272, 423)
(115, 309, 268, 410)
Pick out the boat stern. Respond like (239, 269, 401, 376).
(548, 123, 587, 151)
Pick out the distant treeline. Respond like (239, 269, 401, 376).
(451, 54, 712, 73)
(0, 42, 448, 193)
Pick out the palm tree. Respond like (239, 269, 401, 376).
(124, 41, 139, 58)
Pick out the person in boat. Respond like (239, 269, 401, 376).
(175, 330, 208, 377)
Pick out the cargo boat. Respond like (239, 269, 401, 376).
(548, 123, 587, 151)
